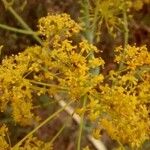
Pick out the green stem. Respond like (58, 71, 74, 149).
(50, 124, 66, 144)
(77, 95, 87, 150)
(80, 0, 100, 75)
(0, 23, 38, 35)
(32, 99, 60, 109)
(81, 0, 93, 43)
(117, 140, 125, 149)
(119, 3, 129, 70)
(12, 100, 73, 149)
(6, 132, 11, 147)
(123, 6, 128, 48)
(28, 79, 68, 90)
(92, 0, 100, 42)
(1, 0, 42, 44)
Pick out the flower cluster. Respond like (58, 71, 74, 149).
(0, 13, 105, 149)
(0, 13, 150, 149)
(95, 45, 150, 148)
(18, 136, 53, 150)
(131, 0, 150, 10)
(38, 13, 81, 43)
(99, 83, 149, 148)
(84, 0, 150, 39)
(0, 53, 34, 125)
(115, 45, 150, 70)
(0, 125, 9, 150)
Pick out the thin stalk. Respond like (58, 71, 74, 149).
(80, 0, 100, 75)
(6, 132, 11, 147)
(123, 7, 128, 48)
(28, 79, 68, 90)
(77, 95, 87, 150)
(1, 0, 42, 44)
(0, 23, 38, 35)
(0, 45, 3, 56)
(12, 100, 73, 149)
(119, 4, 129, 70)
(92, 0, 100, 42)
(81, 0, 93, 43)
(117, 140, 125, 149)
(32, 99, 61, 109)
(50, 123, 66, 144)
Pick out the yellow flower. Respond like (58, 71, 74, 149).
(92, 128, 101, 139)
(88, 111, 100, 121)
(115, 45, 150, 70)
(132, 0, 144, 10)
(0, 125, 9, 149)
(79, 39, 98, 54)
(19, 136, 53, 150)
(88, 58, 104, 68)
(38, 13, 81, 40)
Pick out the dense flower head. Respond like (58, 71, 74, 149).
(115, 45, 150, 70)
(98, 83, 150, 148)
(0, 14, 104, 125)
(82, 43, 150, 149)
(38, 13, 81, 41)
(96, 48, 150, 148)
(0, 54, 34, 125)
(0, 13, 150, 150)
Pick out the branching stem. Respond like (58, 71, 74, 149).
(119, 3, 129, 70)
(1, 0, 42, 44)
(0, 23, 38, 35)
(77, 95, 87, 150)
(123, 6, 129, 48)
(12, 100, 73, 149)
